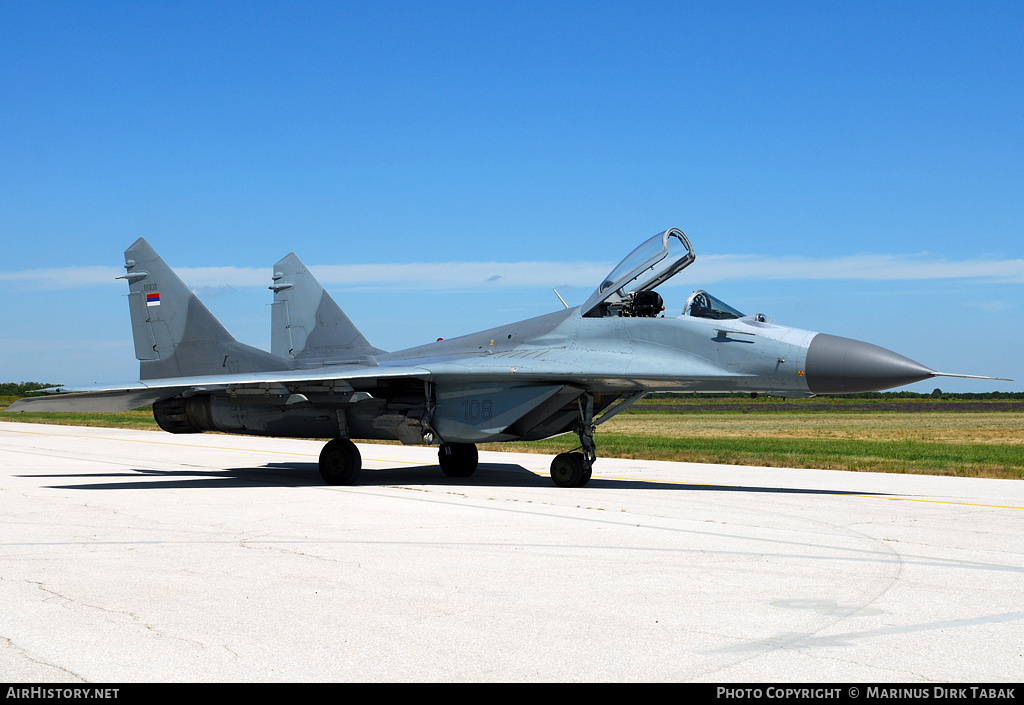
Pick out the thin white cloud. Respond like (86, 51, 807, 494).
(306, 262, 612, 290)
(0, 266, 125, 289)
(3, 254, 1023, 291)
(695, 254, 1024, 284)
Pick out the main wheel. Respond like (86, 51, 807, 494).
(550, 452, 592, 488)
(319, 438, 362, 485)
(438, 442, 478, 478)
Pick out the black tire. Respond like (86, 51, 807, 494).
(438, 443, 478, 478)
(319, 438, 362, 485)
(550, 452, 591, 488)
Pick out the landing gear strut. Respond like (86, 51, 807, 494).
(319, 438, 362, 485)
(549, 394, 596, 488)
(438, 442, 478, 478)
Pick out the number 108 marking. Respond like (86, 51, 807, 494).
(462, 399, 493, 421)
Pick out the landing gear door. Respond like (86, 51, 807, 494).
(582, 228, 695, 317)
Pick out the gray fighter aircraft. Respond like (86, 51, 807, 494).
(9, 229, 1008, 487)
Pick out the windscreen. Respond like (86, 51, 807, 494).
(683, 290, 744, 320)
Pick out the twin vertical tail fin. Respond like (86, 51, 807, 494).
(270, 252, 384, 365)
(120, 239, 379, 379)
(122, 238, 287, 380)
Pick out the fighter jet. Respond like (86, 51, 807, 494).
(8, 229, 1008, 487)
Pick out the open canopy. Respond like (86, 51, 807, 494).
(582, 228, 695, 317)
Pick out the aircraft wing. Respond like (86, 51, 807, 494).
(5, 363, 434, 414)
(6, 385, 193, 413)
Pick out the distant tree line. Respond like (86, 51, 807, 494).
(0, 382, 63, 397)
(654, 390, 1024, 400)
(869, 389, 1024, 400)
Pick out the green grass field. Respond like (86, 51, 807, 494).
(3, 394, 1022, 479)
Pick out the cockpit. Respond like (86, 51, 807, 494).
(683, 290, 744, 320)
(582, 228, 754, 322)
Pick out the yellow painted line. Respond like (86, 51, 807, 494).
(851, 494, 1024, 511)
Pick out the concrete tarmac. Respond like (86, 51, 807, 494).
(1, 420, 1022, 683)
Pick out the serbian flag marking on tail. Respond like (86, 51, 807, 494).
(146, 292, 161, 307)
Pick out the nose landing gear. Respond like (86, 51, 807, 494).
(549, 394, 597, 488)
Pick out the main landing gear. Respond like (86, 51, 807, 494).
(319, 438, 362, 485)
(317, 438, 481, 485)
(438, 442, 478, 478)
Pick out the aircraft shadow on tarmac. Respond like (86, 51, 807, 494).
(33, 462, 894, 497)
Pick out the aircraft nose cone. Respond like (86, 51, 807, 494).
(804, 333, 936, 394)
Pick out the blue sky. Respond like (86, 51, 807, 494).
(2, 1, 1021, 392)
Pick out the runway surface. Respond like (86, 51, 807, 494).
(1, 420, 1022, 682)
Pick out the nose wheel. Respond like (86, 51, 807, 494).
(550, 452, 592, 487)
(549, 394, 597, 487)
